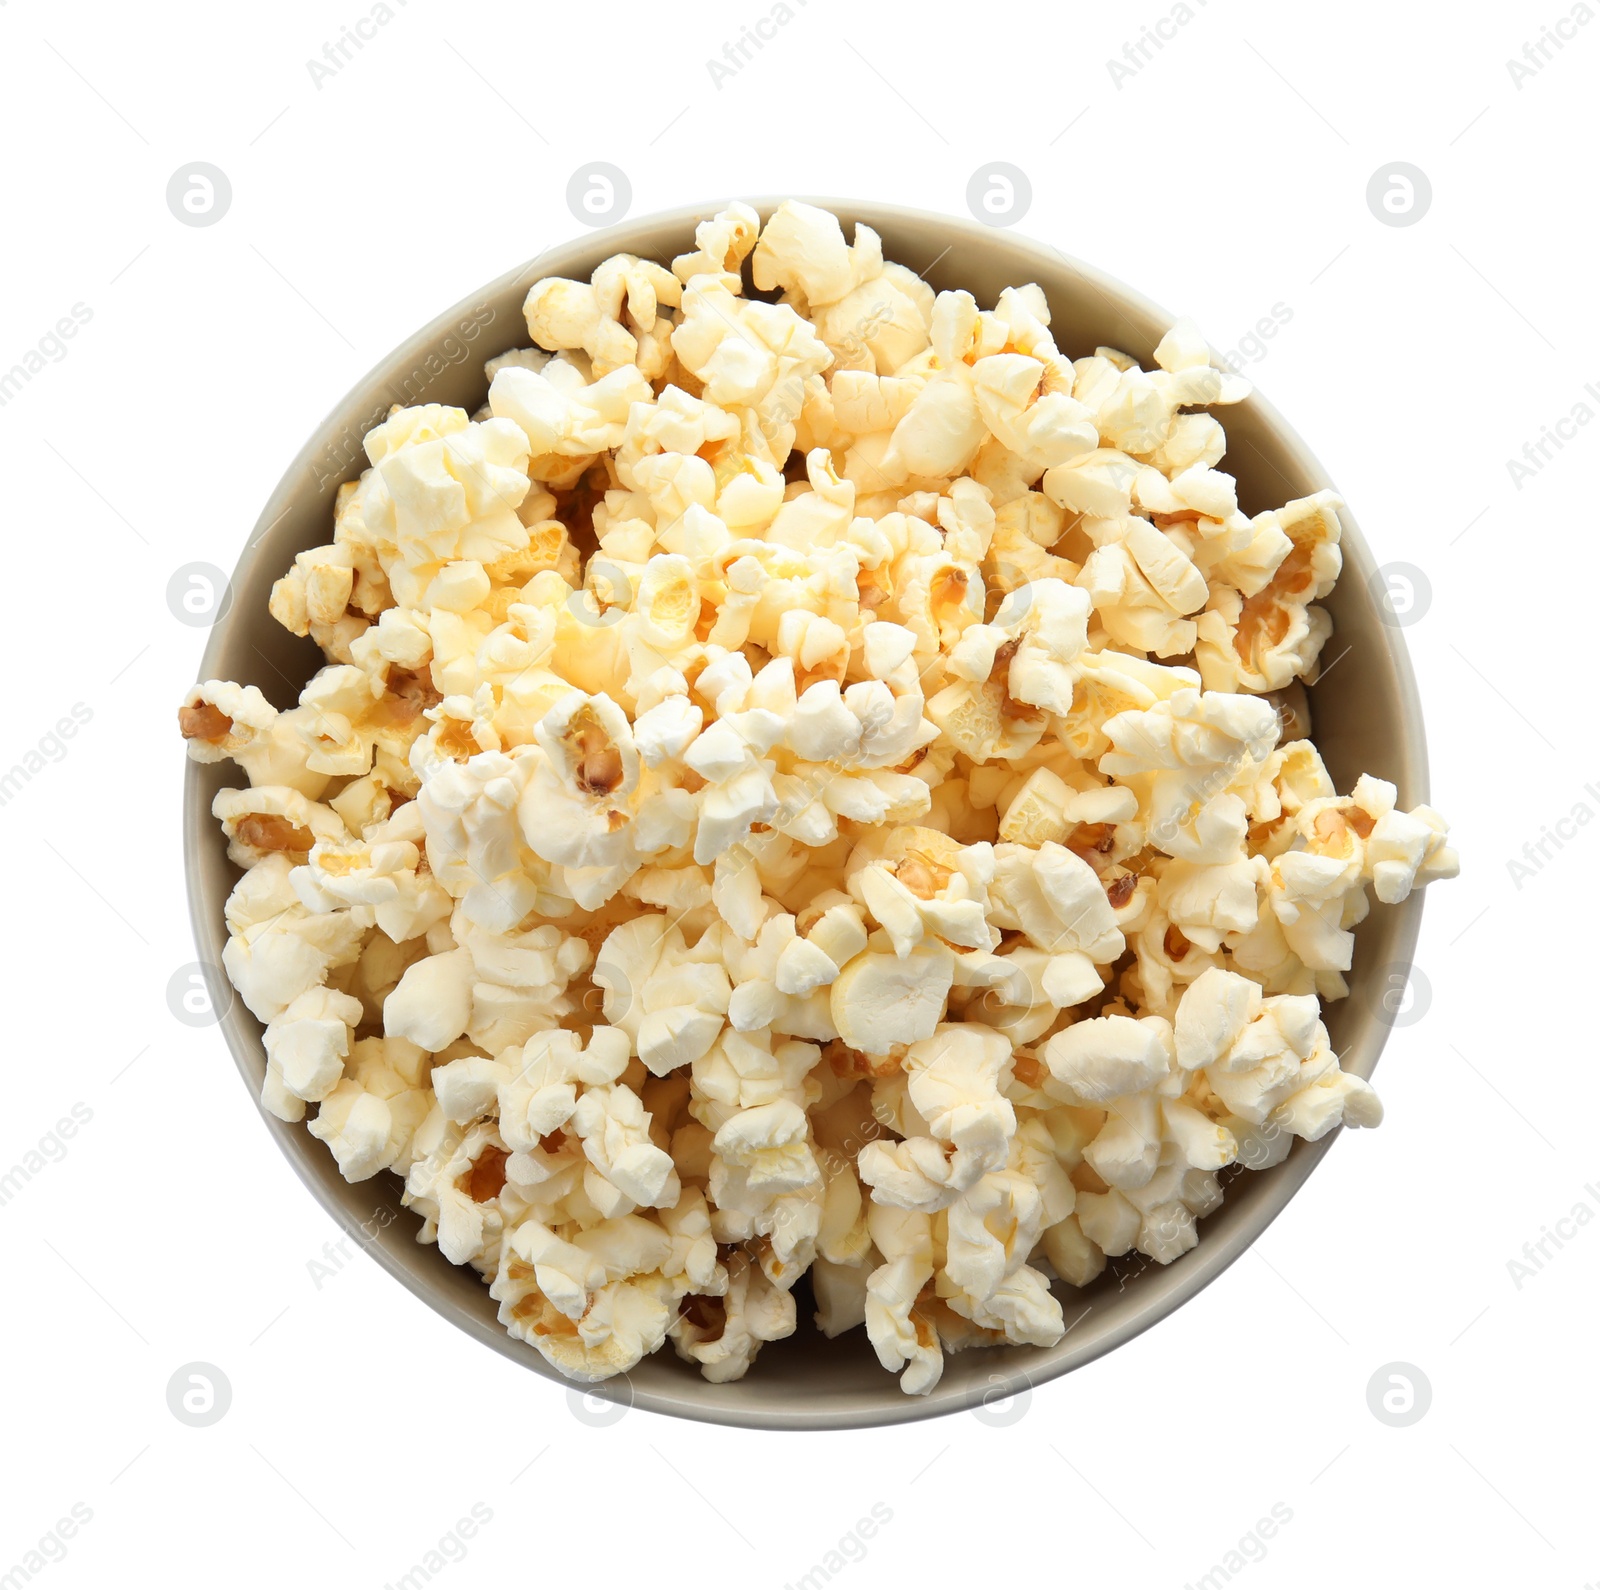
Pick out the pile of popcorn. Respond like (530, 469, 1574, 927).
(180, 201, 1458, 1395)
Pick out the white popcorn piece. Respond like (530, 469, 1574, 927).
(523, 253, 681, 378)
(413, 747, 559, 931)
(989, 843, 1125, 962)
(572, 1083, 681, 1209)
(296, 822, 451, 946)
(458, 917, 592, 1053)
(220, 856, 368, 1026)
(751, 199, 882, 310)
(863, 1204, 941, 1395)
(1043, 448, 1139, 518)
(593, 916, 732, 1076)
(264, 986, 363, 1106)
(180, 681, 331, 798)
(1152, 317, 1212, 373)
(671, 201, 761, 288)
(812, 1254, 872, 1337)
(1174, 966, 1264, 1070)
(672, 1253, 797, 1383)
(1041, 1212, 1106, 1288)
(846, 827, 996, 958)
(307, 1079, 396, 1181)
(213, 785, 347, 869)
(497, 1027, 628, 1149)
(861, 1025, 1016, 1206)
(491, 1215, 679, 1382)
(384, 946, 475, 1053)
(519, 691, 642, 871)
(1195, 490, 1343, 693)
(1364, 801, 1460, 904)
(1043, 1015, 1173, 1105)
(942, 1169, 1057, 1320)
(830, 942, 955, 1055)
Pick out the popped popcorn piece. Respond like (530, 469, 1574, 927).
(864, 1204, 941, 1395)
(1043, 1014, 1173, 1105)
(220, 855, 368, 1025)
(213, 785, 346, 869)
(491, 1215, 679, 1382)
(523, 254, 681, 379)
(1171, 969, 1380, 1141)
(593, 915, 732, 1075)
(179, 681, 330, 798)
(1195, 491, 1344, 693)
(264, 986, 363, 1107)
(384, 946, 475, 1053)
(858, 1025, 1015, 1210)
(672, 1251, 797, 1383)
(830, 942, 955, 1054)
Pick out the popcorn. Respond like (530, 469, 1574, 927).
(179, 681, 331, 798)
(213, 785, 346, 868)
(521, 691, 642, 870)
(1099, 686, 1279, 864)
(864, 1204, 941, 1394)
(1195, 491, 1343, 693)
(1170, 968, 1380, 1144)
(593, 915, 732, 1075)
(857, 1025, 1015, 1209)
(458, 917, 592, 1052)
(491, 360, 653, 463)
(941, 1171, 1062, 1344)
(522, 255, 681, 380)
(672, 1251, 796, 1383)
(830, 942, 955, 1054)
(1043, 1014, 1173, 1105)
(414, 746, 558, 931)
(184, 201, 1459, 1398)
(751, 200, 883, 311)
(846, 827, 996, 957)
(295, 806, 452, 945)
(220, 855, 368, 1027)
(572, 1082, 681, 1209)
(264, 986, 363, 1107)
(491, 1214, 680, 1381)
(384, 946, 475, 1053)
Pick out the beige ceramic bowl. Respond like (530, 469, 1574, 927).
(184, 198, 1429, 1429)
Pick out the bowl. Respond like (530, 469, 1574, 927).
(184, 197, 1429, 1429)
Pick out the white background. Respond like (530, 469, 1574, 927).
(1, 0, 1591, 1584)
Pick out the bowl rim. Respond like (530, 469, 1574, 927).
(184, 195, 1429, 1430)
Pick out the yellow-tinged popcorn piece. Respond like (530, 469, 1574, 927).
(183, 200, 1459, 1396)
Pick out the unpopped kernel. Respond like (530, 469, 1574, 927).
(181, 201, 1459, 1394)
